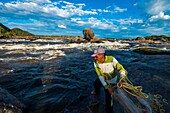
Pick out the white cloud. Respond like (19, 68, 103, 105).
(114, 6, 127, 13)
(148, 1, 165, 14)
(140, 26, 165, 35)
(29, 19, 47, 27)
(118, 18, 143, 25)
(97, 9, 111, 13)
(25, 0, 51, 4)
(5, 2, 39, 12)
(97, 5, 127, 14)
(150, 12, 170, 21)
(2, 1, 97, 18)
(76, 3, 86, 7)
(141, 0, 170, 15)
(106, 6, 111, 9)
(0, 17, 8, 23)
(141, 23, 150, 27)
(62, 1, 73, 5)
(122, 27, 127, 30)
(58, 24, 66, 29)
(70, 18, 81, 22)
(77, 21, 86, 25)
(59, 1, 97, 16)
(133, 3, 137, 6)
(71, 17, 119, 32)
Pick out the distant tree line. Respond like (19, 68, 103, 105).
(144, 35, 170, 41)
(0, 27, 34, 37)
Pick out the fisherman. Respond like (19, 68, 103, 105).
(91, 47, 127, 113)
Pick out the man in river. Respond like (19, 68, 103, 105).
(91, 47, 127, 113)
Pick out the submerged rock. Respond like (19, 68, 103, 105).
(133, 47, 170, 55)
(0, 87, 27, 113)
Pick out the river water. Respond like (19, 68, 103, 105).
(0, 39, 170, 113)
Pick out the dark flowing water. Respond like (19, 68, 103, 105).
(0, 41, 170, 113)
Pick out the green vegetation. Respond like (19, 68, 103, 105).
(10, 28, 34, 36)
(0, 23, 34, 37)
(0, 23, 10, 35)
(144, 35, 170, 41)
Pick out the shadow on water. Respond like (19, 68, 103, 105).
(0, 48, 170, 113)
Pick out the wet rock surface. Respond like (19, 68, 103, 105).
(0, 87, 26, 113)
(133, 47, 170, 55)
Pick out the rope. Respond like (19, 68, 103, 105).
(117, 77, 169, 113)
(118, 77, 148, 99)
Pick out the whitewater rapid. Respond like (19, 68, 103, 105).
(0, 39, 130, 61)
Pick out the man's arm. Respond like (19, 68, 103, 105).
(112, 57, 127, 79)
(94, 62, 110, 89)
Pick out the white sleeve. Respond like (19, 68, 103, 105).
(99, 76, 107, 87)
(112, 57, 118, 67)
(94, 62, 97, 68)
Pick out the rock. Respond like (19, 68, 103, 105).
(0, 87, 27, 113)
(0, 36, 9, 39)
(83, 28, 95, 41)
(90, 37, 103, 43)
(69, 37, 88, 43)
(135, 37, 154, 43)
(133, 47, 170, 55)
(135, 37, 145, 41)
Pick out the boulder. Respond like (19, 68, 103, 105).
(133, 48, 170, 55)
(83, 28, 95, 41)
(135, 37, 145, 41)
(0, 87, 27, 113)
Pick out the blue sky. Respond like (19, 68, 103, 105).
(0, 0, 170, 38)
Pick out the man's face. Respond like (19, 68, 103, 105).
(94, 53, 105, 62)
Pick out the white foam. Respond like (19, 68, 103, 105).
(0, 39, 130, 61)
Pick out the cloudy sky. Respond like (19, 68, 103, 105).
(0, 0, 170, 38)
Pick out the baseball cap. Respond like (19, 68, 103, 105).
(91, 47, 105, 57)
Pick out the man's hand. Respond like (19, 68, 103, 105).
(120, 74, 127, 82)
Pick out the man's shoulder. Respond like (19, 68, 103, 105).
(106, 55, 115, 59)
(105, 56, 115, 62)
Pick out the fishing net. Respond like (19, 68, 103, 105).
(113, 77, 168, 113)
